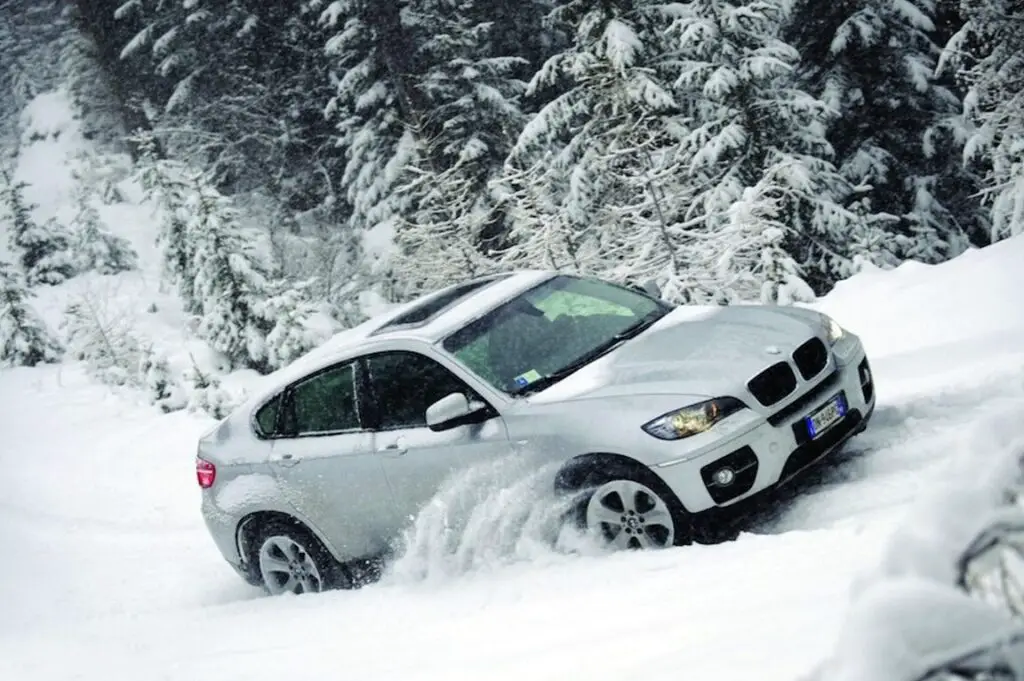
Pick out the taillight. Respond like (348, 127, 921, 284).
(196, 457, 216, 489)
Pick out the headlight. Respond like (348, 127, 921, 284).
(823, 315, 845, 345)
(641, 397, 746, 441)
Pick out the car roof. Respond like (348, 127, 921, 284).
(379, 269, 555, 342)
(237, 269, 557, 408)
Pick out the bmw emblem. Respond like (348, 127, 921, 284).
(764, 346, 781, 355)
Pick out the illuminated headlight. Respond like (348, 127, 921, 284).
(823, 315, 845, 345)
(641, 397, 746, 441)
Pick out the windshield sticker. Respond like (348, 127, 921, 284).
(513, 369, 543, 388)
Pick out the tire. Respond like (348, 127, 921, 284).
(251, 520, 351, 596)
(562, 461, 692, 550)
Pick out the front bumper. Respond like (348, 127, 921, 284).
(655, 345, 876, 513)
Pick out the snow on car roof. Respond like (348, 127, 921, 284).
(406, 269, 554, 342)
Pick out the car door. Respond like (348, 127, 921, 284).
(362, 350, 513, 522)
(268, 360, 400, 561)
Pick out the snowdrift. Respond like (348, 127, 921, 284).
(810, 236, 1024, 681)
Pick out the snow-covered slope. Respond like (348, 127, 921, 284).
(2, 230, 1024, 681)
(4, 92, 1024, 681)
(8, 89, 220, 382)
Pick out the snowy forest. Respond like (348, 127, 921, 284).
(1, 0, 1023, 399)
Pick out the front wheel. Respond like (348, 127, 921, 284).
(586, 478, 680, 549)
(563, 462, 692, 550)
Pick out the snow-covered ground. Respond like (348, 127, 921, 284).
(4, 91, 1024, 681)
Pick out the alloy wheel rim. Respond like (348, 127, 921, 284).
(585, 479, 675, 550)
(258, 535, 324, 595)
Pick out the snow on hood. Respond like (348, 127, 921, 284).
(529, 303, 821, 403)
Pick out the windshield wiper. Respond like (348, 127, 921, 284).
(610, 308, 666, 343)
(511, 309, 667, 397)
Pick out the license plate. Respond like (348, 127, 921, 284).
(805, 393, 847, 439)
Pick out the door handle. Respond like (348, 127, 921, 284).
(378, 437, 408, 456)
(276, 453, 300, 468)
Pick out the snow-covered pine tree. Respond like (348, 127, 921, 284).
(1, 171, 76, 286)
(60, 9, 127, 149)
(0, 8, 28, 159)
(19, 217, 77, 287)
(0, 1, 66, 158)
(115, 0, 216, 160)
(665, 0, 898, 300)
(184, 172, 330, 373)
(0, 260, 62, 367)
(61, 294, 144, 386)
(134, 135, 196, 304)
(393, 165, 505, 294)
(496, 0, 704, 300)
(390, 0, 528, 295)
(945, 0, 1024, 239)
(183, 357, 235, 419)
(71, 195, 138, 275)
(139, 346, 185, 412)
(184, 173, 271, 369)
(117, 0, 341, 210)
(321, 0, 419, 244)
(252, 280, 340, 371)
(786, 0, 980, 264)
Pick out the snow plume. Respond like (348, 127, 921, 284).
(385, 456, 600, 584)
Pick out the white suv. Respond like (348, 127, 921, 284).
(197, 271, 875, 594)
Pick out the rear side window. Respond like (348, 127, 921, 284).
(254, 394, 282, 437)
(281, 363, 360, 436)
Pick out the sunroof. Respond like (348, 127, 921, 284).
(372, 274, 512, 334)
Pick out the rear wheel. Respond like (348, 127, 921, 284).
(562, 461, 692, 550)
(252, 521, 350, 596)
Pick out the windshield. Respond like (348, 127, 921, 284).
(442, 275, 669, 395)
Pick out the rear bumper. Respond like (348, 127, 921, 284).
(201, 493, 262, 586)
(655, 346, 876, 513)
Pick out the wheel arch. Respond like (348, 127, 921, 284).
(236, 510, 341, 578)
(555, 452, 686, 509)
(555, 451, 695, 548)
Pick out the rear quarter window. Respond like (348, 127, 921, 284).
(254, 394, 282, 437)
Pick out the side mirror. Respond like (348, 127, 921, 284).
(629, 279, 663, 300)
(641, 279, 662, 300)
(425, 393, 490, 432)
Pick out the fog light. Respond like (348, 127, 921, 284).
(712, 467, 736, 486)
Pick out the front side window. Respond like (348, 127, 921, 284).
(281, 363, 360, 436)
(364, 351, 472, 430)
(443, 275, 668, 395)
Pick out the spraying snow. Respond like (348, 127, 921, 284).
(384, 457, 600, 584)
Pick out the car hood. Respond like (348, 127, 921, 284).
(527, 304, 821, 404)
